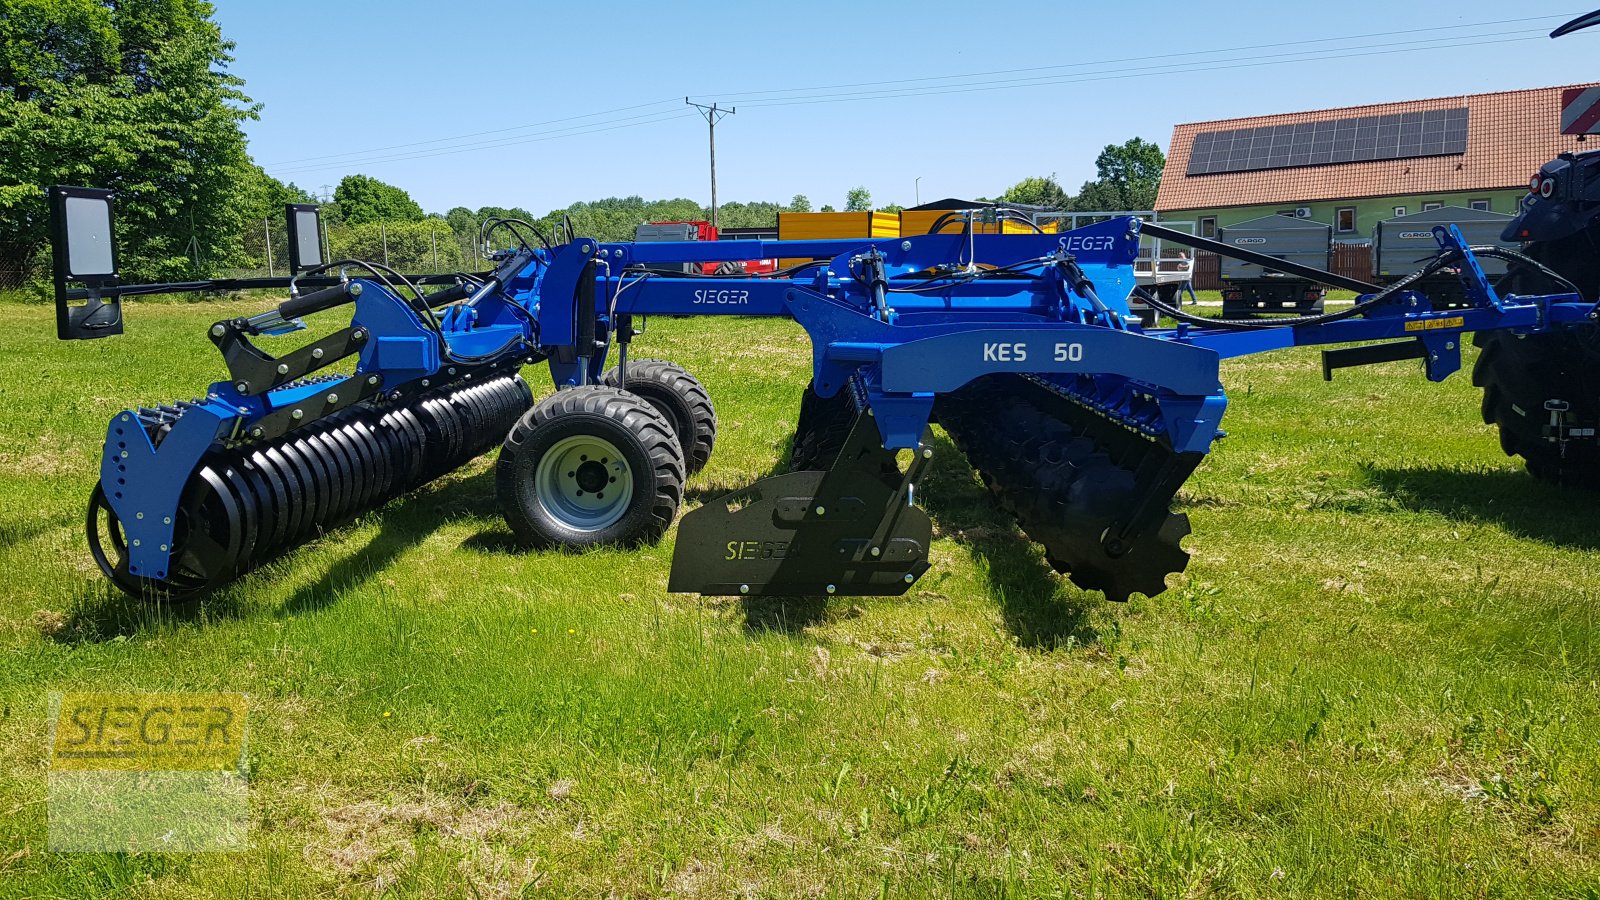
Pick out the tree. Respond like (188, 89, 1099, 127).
(844, 186, 872, 212)
(236, 167, 314, 270)
(1000, 176, 1069, 210)
(1071, 137, 1165, 212)
(0, 0, 259, 281)
(819, 204, 836, 213)
(332, 174, 424, 225)
(787, 194, 811, 213)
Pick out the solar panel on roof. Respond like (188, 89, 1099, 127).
(1185, 107, 1468, 176)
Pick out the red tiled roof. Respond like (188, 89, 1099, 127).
(1154, 84, 1599, 212)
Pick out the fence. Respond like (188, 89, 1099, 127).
(0, 265, 33, 292)
(1189, 243, 1372, 292)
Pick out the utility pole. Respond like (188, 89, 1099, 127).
(915, 177, 922, 207)
(686, 98, 735, 229)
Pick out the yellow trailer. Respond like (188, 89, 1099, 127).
(777, 211, 899, 269)
(898, 209, 1059, 236)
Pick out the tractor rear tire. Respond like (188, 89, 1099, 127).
(1472, 231, 1600, 489)
(496, 386, 685, 549)
(602, 358, 717, 475)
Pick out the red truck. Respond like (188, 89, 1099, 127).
(633, 221, 778, 275)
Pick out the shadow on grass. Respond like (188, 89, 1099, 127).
(1361, 464, 1600, 551)
(916, 432, 1106, 650)
(737, 594, 830, 635)
(60, 471, 498, 641)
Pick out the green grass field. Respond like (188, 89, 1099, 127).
(1, 300, 1597, 898)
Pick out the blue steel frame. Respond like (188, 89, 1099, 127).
(104, 216, 1598, 581)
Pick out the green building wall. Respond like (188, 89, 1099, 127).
(1161, 188, 1525, 241)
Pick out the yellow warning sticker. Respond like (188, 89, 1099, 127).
(1401, 313, 1465, 331)
(1404, 316, 1466, 332)
(51, 692, 246, 771)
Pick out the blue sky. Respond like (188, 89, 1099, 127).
(216, 1, 1599, 215)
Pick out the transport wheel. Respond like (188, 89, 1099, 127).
(1473, 232, 1600, 488)
(496, 386, 685, 549)
(601, 358, 717, 474)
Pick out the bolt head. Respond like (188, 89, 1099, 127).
(311, 348, 324, 359)
(132, 539, 140, 547)
(740, 584, 750, 595)
(135, 511, 144, 519)
(352, 329, 365, 340)
(421, 379, 431, 387)
(120, 450, 128, 459)
(870, 546, 881, 557)
(367, 375, 379, 385)
(922, 448, 933, 459)
(159, 544, 168, 552)
(326, 394, 339, 404)
(901, 241, 912, 251)
(236, 382, 249, 393)
(1446, 341, 1456, 350)
(291, 409, 304, 420)
(276, 363, 289, 375)
(826, 584, 836, 595)
(211, 324, 226, 337)
(815, 505, 825, 516)
(904, 573, 915, 584)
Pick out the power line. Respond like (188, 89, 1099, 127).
(270, 111, 699, 177)
(698, 13, 1581, 103)
(263, 99, 681, 168)
(260, 12, 1592, 180)
(686, 99, 735, 229)
(730, 30, 1554, 110)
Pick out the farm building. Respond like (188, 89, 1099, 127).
(1154, 83, 1599, 243)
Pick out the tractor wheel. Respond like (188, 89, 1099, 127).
(1472, 231, 1600, 488)
(602, 358, 717, 475)
(496, 386, 685, 549)
(788, 380, 853, 472)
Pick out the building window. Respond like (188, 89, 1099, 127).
(1335, 207, 1356, 233)
(1393, 206, 1407, 217)
(1199, 216, 1216, 238)
(1422, 201, 1443, 211)
(1276, 209, 1297, 218)
(1470, 198, 1491, 211)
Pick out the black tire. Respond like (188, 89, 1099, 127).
(496, 386, 685, 549)
(1472, 232, 1600, 489)
(602, 358, 717, 475)
(788, 380, 853, 472)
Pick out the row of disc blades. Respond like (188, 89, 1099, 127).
(935, 375, 1192, 602)
(91, 373, 534, 598)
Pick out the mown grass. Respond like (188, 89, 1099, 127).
(0, 300, 1597, 898)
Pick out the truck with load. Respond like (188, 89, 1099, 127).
(1217, 214, 1331, 318)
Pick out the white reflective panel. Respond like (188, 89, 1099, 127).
(294, 209, 322, 267)
(64, 196, 115, 276)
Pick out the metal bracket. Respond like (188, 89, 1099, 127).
(211, 322, 367, 396)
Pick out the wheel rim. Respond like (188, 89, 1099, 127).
(535, 435, 633, 532)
